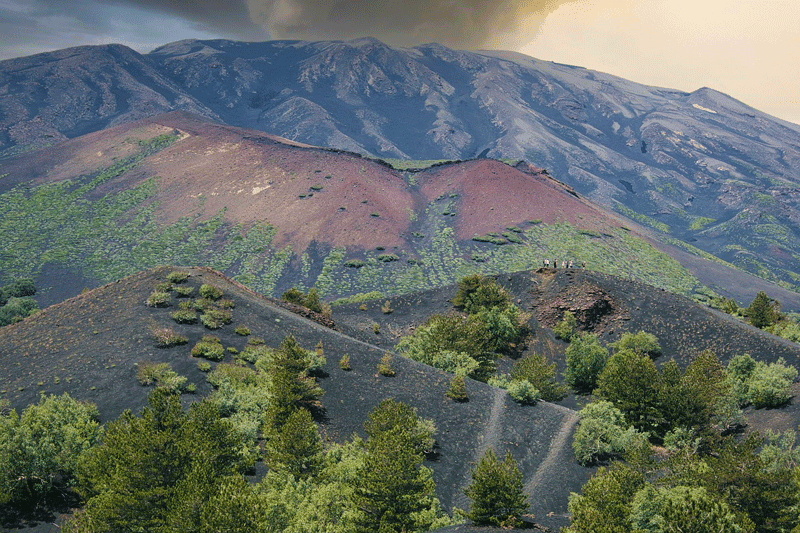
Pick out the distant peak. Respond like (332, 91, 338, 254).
(345, 37, 386, 47)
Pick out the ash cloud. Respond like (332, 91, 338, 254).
(245, 0, 571, 49)
(116, 0, 571, 49)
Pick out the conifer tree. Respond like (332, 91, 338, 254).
(463, 447, 528, 527)
(264, 407, 323, 479)
(352, 399, 442, 533)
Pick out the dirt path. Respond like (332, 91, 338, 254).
(524, 410, 580, 500)
(451, 387, 508, 510)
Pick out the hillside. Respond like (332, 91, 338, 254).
(2, 39, 800, 293)
(0, 266, 589, 531)
(3, 265, 800, 531)
(3, 111, 763, 313)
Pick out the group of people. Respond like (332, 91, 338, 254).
(543, 259, 586, 269)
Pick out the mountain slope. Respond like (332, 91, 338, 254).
(2, 111, 736, 311)
(0, 265, 589, 529)
(2, 38, 799, 294)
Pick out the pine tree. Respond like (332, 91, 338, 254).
(446, 374, 469, 402)
(352, 399, 442, 532)
(746, 291, 781, 328)
(463, 448, 528, 527)
(264, 408, 323, 479)
(264, 336, 323, 432)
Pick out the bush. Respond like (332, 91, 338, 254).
(726, 354, 797, 408)
(377, 254, 399, 263)
(553, 310, 578, 341)
(136, 362, 187, 392)
(506, 380, 540, 405)
(282, 287, 325, 314)
(572, 401, 642, 465)
(146, 291, 171, 308)
(235, 325, 251, 336)
(344, 259, 366, 268)
(339, 354, 351, 371)
(462, 448, 528, 527)
(199, 284, 224, 300)
(0, 394, 101, 504)
(191, 336, 225, 361)
(511, 353, 568, 402)
(564, 333, 609, 393)
(197, 361, 212, 372)
(609, 331, 661, 359)
(173, 286, 194, 297)
(452, 274, 513, 315)
(201, 309, 233, 329)
(166, 271, 189, 284)
(377, 353, 395, 376)
(747, 359, 798, 408)
(0, 297, 39, 326)
(170, 309, 197, 324)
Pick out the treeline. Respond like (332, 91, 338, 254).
(713, 290, 800, 343)
(554, 313, 800, 532)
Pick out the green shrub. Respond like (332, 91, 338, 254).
(377, 254, 399, 262)
(339, 354, 351, 371)
(199, 284, 224, 300)
(282, 287, 325, 314)
(235, 325, 251, 336)
(726, 354, 797, 408)
(572, 401, 643, 465)
(201, 309, 233, 329)
(609, 331, 662, 359)
(506, 380, 540, 405)
(747, 359, 798, 408)
(564, 333, 608, 393)
(345, 259, 366, 268)
(247, 337, 265, 346)
(553, 310, 578, 341)
(240, 344, 274, 365)
(155, 282, 172, 293)
(191, 336, 225, 361)
(197, 361, 212, 372)
(170, 309, 197, 324)
(0, 394, 101, 504)
(377, 353, 395, 376)
(166, 271, 189, 284)
(192, 297, 215, 311)
(146, 291, 171, 308)
(511, 353, 568, 402)
(217, 298, 235, 309)
(0, 297, 40, 326)
(173, 286, 194, 297)
(136, 362, 187, 392)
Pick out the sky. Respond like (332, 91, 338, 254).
(1, 0, 798, 125)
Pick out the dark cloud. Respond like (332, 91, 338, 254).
(43, 0, 571, 49)
(245, 0, 571, 49)
(109, 0, 265, 40)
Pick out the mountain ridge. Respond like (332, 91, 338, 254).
(2, 38, 800, 296)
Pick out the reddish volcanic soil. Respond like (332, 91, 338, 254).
(418, 159, 620, 240)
